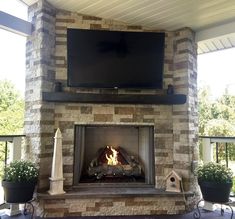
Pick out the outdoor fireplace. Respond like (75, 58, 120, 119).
(25, 2, 198, 215)
(73, 124, 155, 187)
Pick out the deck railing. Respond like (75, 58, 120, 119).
(0, 135, 234, 213)
(0, 135, 25, 166)
(200, 136, 235, 167)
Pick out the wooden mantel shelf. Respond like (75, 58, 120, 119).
(42, 92, 187, 105)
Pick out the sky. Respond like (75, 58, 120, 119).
(0, 0, 27, 96)
(0, 0, 235, 98)
(198, 48, 235, 98)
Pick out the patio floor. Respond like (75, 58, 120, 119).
(0, 209, 234, 219)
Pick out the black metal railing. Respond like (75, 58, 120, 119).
(0, 135, 25, 167)
(200, 136, 235, 167)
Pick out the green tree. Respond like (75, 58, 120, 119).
(198, 86, 213, 135)
(0, 80, 24, 135)
(199, 86, 235, 161)
(199, 86, 235, 136)
(212, 91, 235, 122)
(204, 119, 235, 137)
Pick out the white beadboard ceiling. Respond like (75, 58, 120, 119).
(21, 0, 235, 54)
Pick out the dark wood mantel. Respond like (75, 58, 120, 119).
(42, 92, 187, 105)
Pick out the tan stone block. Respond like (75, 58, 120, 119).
(174, 123, 189, 130)
(175, 145, 190, 154)
(72, 199, 99, 205)
(68, 23, 90, 29)
(55, 73, 66, 82)
(81, 211, 102, 216)
(136, 107, 154, 115)
(94, 114, 113, 122)
(174, 153, 190, 162)
(93, 106, 114, 114)
(113, 114, 133, 122)
(45, 212, 65, 217)
(95, 202, 113, 207)
(79, 114, 94, 122)
(114, 106, 134, 115)
(175, 200, 185, 206)
(44, 203, 68, 209)
(63, 172, 73, 178)
(64, 178, 72, 186)
(113, 201, 125, 207)
(119, 118, 134, 123)
(69, 204, 86, 212)
(86, 206, 100, 211)
(65, 105, 80, 110)
(90, 24, 102, 29)
(151, 210, 168, 214)
(56, 18, 75, 23)
(64, 212, 82, 217)
(80, 106, 92, 114)
(56, 14, 72, 20)
(143, 115, 154, 119)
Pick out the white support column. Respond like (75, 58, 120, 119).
(5, 204, 21, 216)
(9, 137, 22, 162)
(6, 137, 22, 216)
(202, 138, 213, 163)
(201, 137, 216, 211)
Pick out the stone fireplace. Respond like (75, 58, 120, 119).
(24, 0, 199, 217)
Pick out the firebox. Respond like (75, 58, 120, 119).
(73, 124, 155, 187)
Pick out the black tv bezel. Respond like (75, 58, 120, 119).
(67, 28, 165, 89)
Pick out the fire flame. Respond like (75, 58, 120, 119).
(105, 146, 119, 165)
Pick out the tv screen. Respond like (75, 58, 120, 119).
(67, 28, 165, 89)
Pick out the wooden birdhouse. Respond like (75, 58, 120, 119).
(165, 170, 182, 193)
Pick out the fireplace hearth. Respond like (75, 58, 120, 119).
(73, 124, 155, 187)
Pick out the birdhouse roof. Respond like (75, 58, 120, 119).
(165, 170, 182, 180)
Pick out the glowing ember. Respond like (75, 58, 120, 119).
(105, 146, 119, 165)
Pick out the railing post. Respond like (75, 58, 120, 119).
(5, 137, 22, 216)
(225, 143, 228, 167)
(216, 142, 219, 163)
(201, 137, 216, 211)
(9, 137, 22, 162)
(4, 142, 8, 169)
(202, 138, 213, 163)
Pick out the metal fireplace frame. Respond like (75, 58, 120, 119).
(73, 124, 155, 188)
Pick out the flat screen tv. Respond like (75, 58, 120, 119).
(67, 28, 165, 89)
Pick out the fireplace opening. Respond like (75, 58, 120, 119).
(73, 124, 155, 187)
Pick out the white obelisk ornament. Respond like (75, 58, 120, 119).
(48, 128, 65, 195)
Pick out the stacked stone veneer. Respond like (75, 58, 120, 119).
(25, 0, 199, 217)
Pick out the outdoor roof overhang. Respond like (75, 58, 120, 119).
(0, 11, 32, 36)
(3, 0, 235, 54)
(196, 20, 235, 54)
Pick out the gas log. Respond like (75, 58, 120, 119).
(88, 146, 143, 179)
